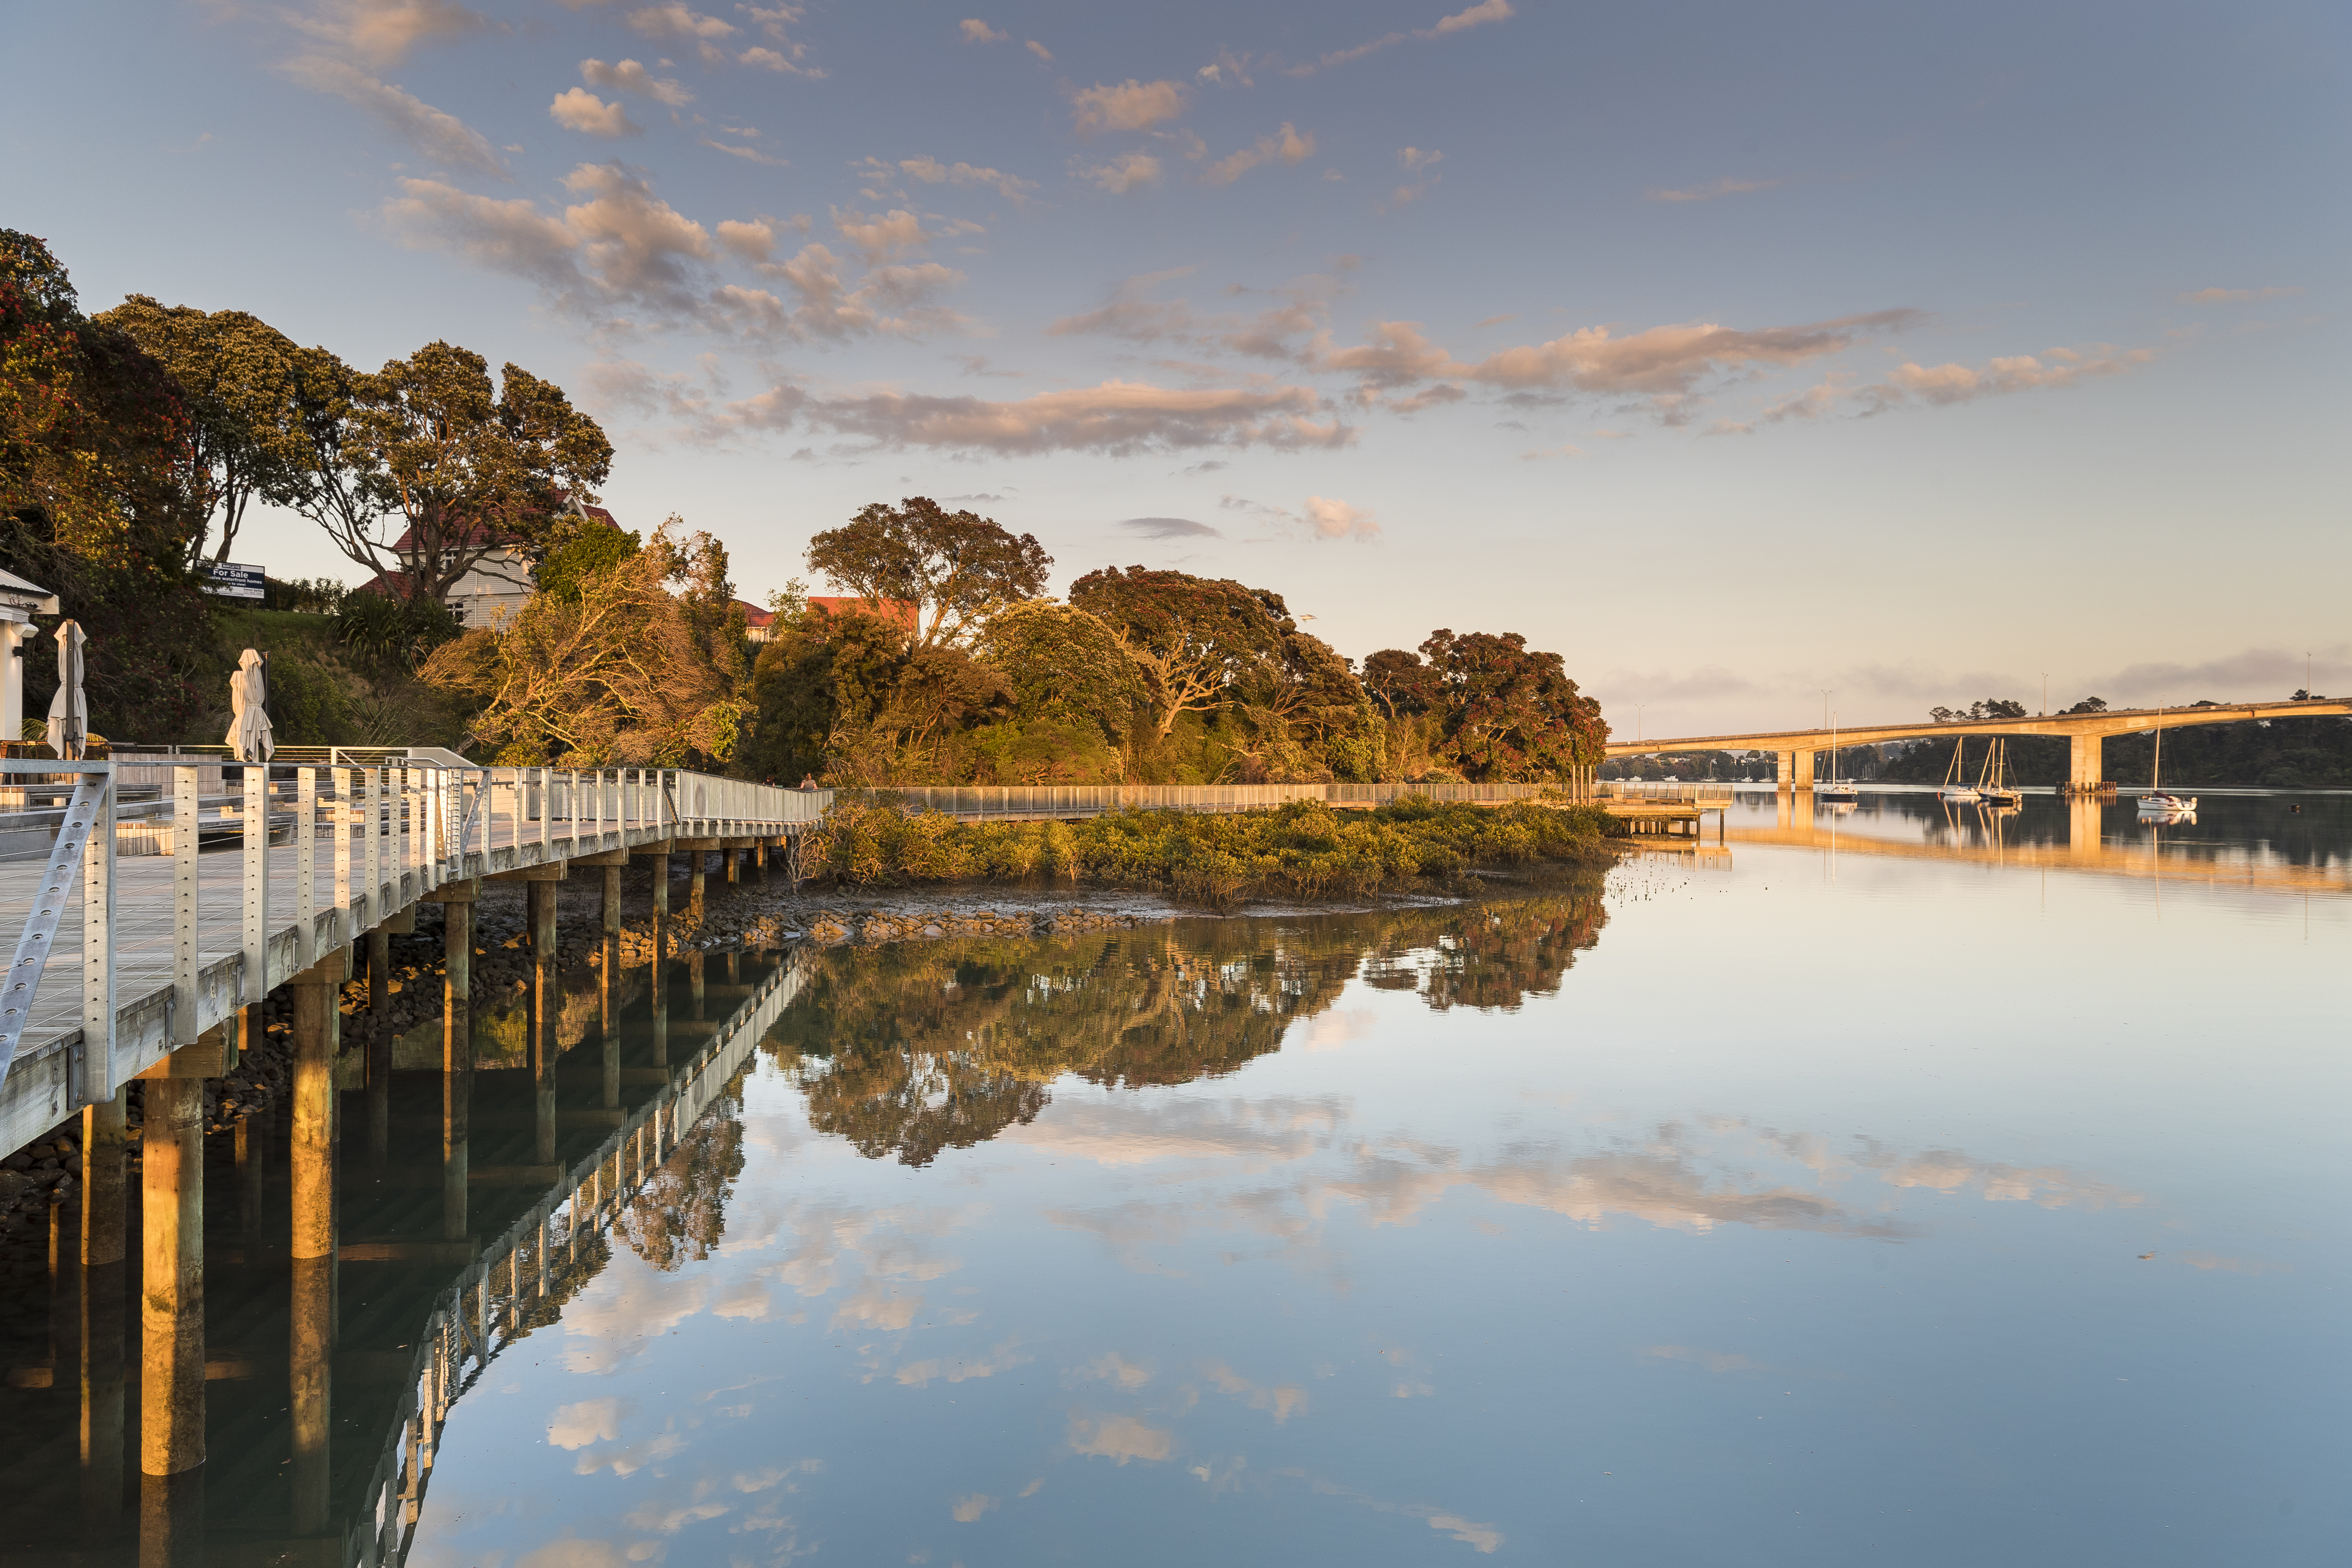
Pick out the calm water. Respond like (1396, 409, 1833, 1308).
(4, 792, 2348, 1565)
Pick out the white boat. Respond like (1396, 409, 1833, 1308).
(1817, 711, 1859, 800)
(1978, 738, 2023, 806)
(2136, 715, 2197, 815)
(1936, 736, 1981, 802)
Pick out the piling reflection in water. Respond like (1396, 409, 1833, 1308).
(0, 912, 794, 1568)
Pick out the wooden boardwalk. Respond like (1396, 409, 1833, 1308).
(0, 760, 819, 1153)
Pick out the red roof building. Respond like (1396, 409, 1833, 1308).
(807, 596, 921, 634)
(360, 493, 616, 623)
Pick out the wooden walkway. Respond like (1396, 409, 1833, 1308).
(0, 760, 820, 1154)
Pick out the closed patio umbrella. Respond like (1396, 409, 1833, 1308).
(227, 647, 273, 764)
(44, 619, 87, 760)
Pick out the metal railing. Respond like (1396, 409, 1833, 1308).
(0, 761, 819, 1155)
(874, 778, 1600, 819)
(1596, 781, 1735, 805)
(341, 950, 811, 1568)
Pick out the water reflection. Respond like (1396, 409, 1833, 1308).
(764, 886, 1606, 1166)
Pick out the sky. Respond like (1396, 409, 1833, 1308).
(5, 0, 2345, 738)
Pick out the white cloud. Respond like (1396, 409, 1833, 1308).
(2176, 285, 2300, 304)
(952, 1493, 998, 1522)
(1075, 151, 1163, 194)
(738, 4, 824, 74)
(1070, 79, 1190, 134)
(1204, 1361, 1308, 1424)
(830, 206, 931, 260)
(1863, 345, 2153, 410)
(1293, 0, 1515, 75)
(550, 87, 640, 138)
(722, 379, 1352, 456)
(1201, 122, 1316, 186)
(582, 57, 693, 106)
(958, 18, 1006, 43)
(895, 155, 1039, 205)
(624, 3, 735, 65)
(288, 0, 496, 66)
(1648, 175, 1782, 203)
(1026, 40, 1054, 62)
(279, 56, 507, 177)
(704, 137, 787, 165)
(1304, 495, 1379, 541)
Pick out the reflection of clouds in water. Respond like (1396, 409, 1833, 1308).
(1295, 1008, 1377, 1052)
(951, 1492, 998, 1522)
(2176, 1250, 2283, 1275)
(1203, 1360, 1308, 1424)
(560, 1269, 716, 1375)
(1003, 1093, 1348, 1168)
(1068, 1412, 1175, 1464)
(547, 1397, 623, 1449)
(1072, 1351, 1153, 1390)
(896, 1336, 1034, 1387)
(515, 1538, 630, 1568)
(1285, 1470, 1505, 1555)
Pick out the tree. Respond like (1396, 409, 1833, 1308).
(2067, 696, 2109, 714)
(742, 608, 1012, 785)
(0, 231, 218, 740)
(1362, 647, 1439, 720)
(1066, 566, 1288, 738)
(1417, 628, 1606, 781)
(91, 297, 312, 567)
(536, 518, 642, 602)
(976, 600, 1146, 743)
(420, 519, 747, 766)
(334, 341, 612, 607)
(806, 496, 1050, 651)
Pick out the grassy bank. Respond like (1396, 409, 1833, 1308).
(804, 795, 1623, 906)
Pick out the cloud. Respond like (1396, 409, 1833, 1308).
(279, 56, 507, 177)
(738, 4, 824, 75)
(1201, 123, 1316, 186)
(288, 0, 496, 66)
(831, 205, 931, 260)
(895, 155, 1039, 205)
(551, 87, 640, 137)
(1518, 442, 1583, 459)
(1386, 145, 1444, 206)
(1861, 344, 2152, 410)
(1647, 175, 1782, 203)
(1292, 0, 1515, 75)
(582, 57, 693, 106)
(1075, 151, 1163, 194)
(2176, 285, 2300, 304)
(514, 1540, 630, 1568)
(1302, 495, 1379, 541)
(1070, 79, 1190, 134)
(1118, 516, 1221, 540)
(958, 18, 1006, 43)
(951, 1493, 998, 1522)
(704, 137, 787, 165)
(1469, 310, 1926, 398)
(720, 380, 1351, 456)
(626, 2, 735, 61)
(1026, 39, 1054, 61)
(1067, 1413, 1172, 1465)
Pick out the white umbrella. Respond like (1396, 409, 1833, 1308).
(227, 647, 273, 764)
(44, 619, 87, 760)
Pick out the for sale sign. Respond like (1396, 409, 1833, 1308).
(202, 562, 266, 600)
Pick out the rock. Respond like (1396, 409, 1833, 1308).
(0, 1171, 31, 1203)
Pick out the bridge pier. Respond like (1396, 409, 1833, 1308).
(429, 879, 481, 1241)
(2068, 733, 2104, 792)
(689, 852, 706, 922)
(289, 954, 343, 1537)
(2070, 796, 2104, 859)
(365, 908, 411, 1163)
(601, 936, 621, 1112)
(138, 1073, 205, 1508)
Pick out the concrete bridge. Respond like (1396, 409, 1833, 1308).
(1604, 698, 2352, 789)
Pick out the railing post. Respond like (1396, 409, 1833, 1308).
(242, 760, 267, 1006)
(295, 765, 316, 968)
(334, 766, 352, 949)
(84, 765, 116, 1098)
(362, 767, 380, 924)
(172, 766, 198, 1047)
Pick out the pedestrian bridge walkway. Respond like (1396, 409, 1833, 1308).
(0, 756, 821, 1155)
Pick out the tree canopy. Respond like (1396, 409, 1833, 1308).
(1067, 565, 1290, 738)
(340, 341, 613, 606)
(805, 496, 1050, 649)
(92, 295, 313, 567)
(1366, 630, 1607, 782)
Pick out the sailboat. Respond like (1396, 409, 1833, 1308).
(1817, 712, 1859, 802)
(2138, 713, 2197, 816)
(1978, 738, 2023, 807)
(1937, 737, 1981, 802)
